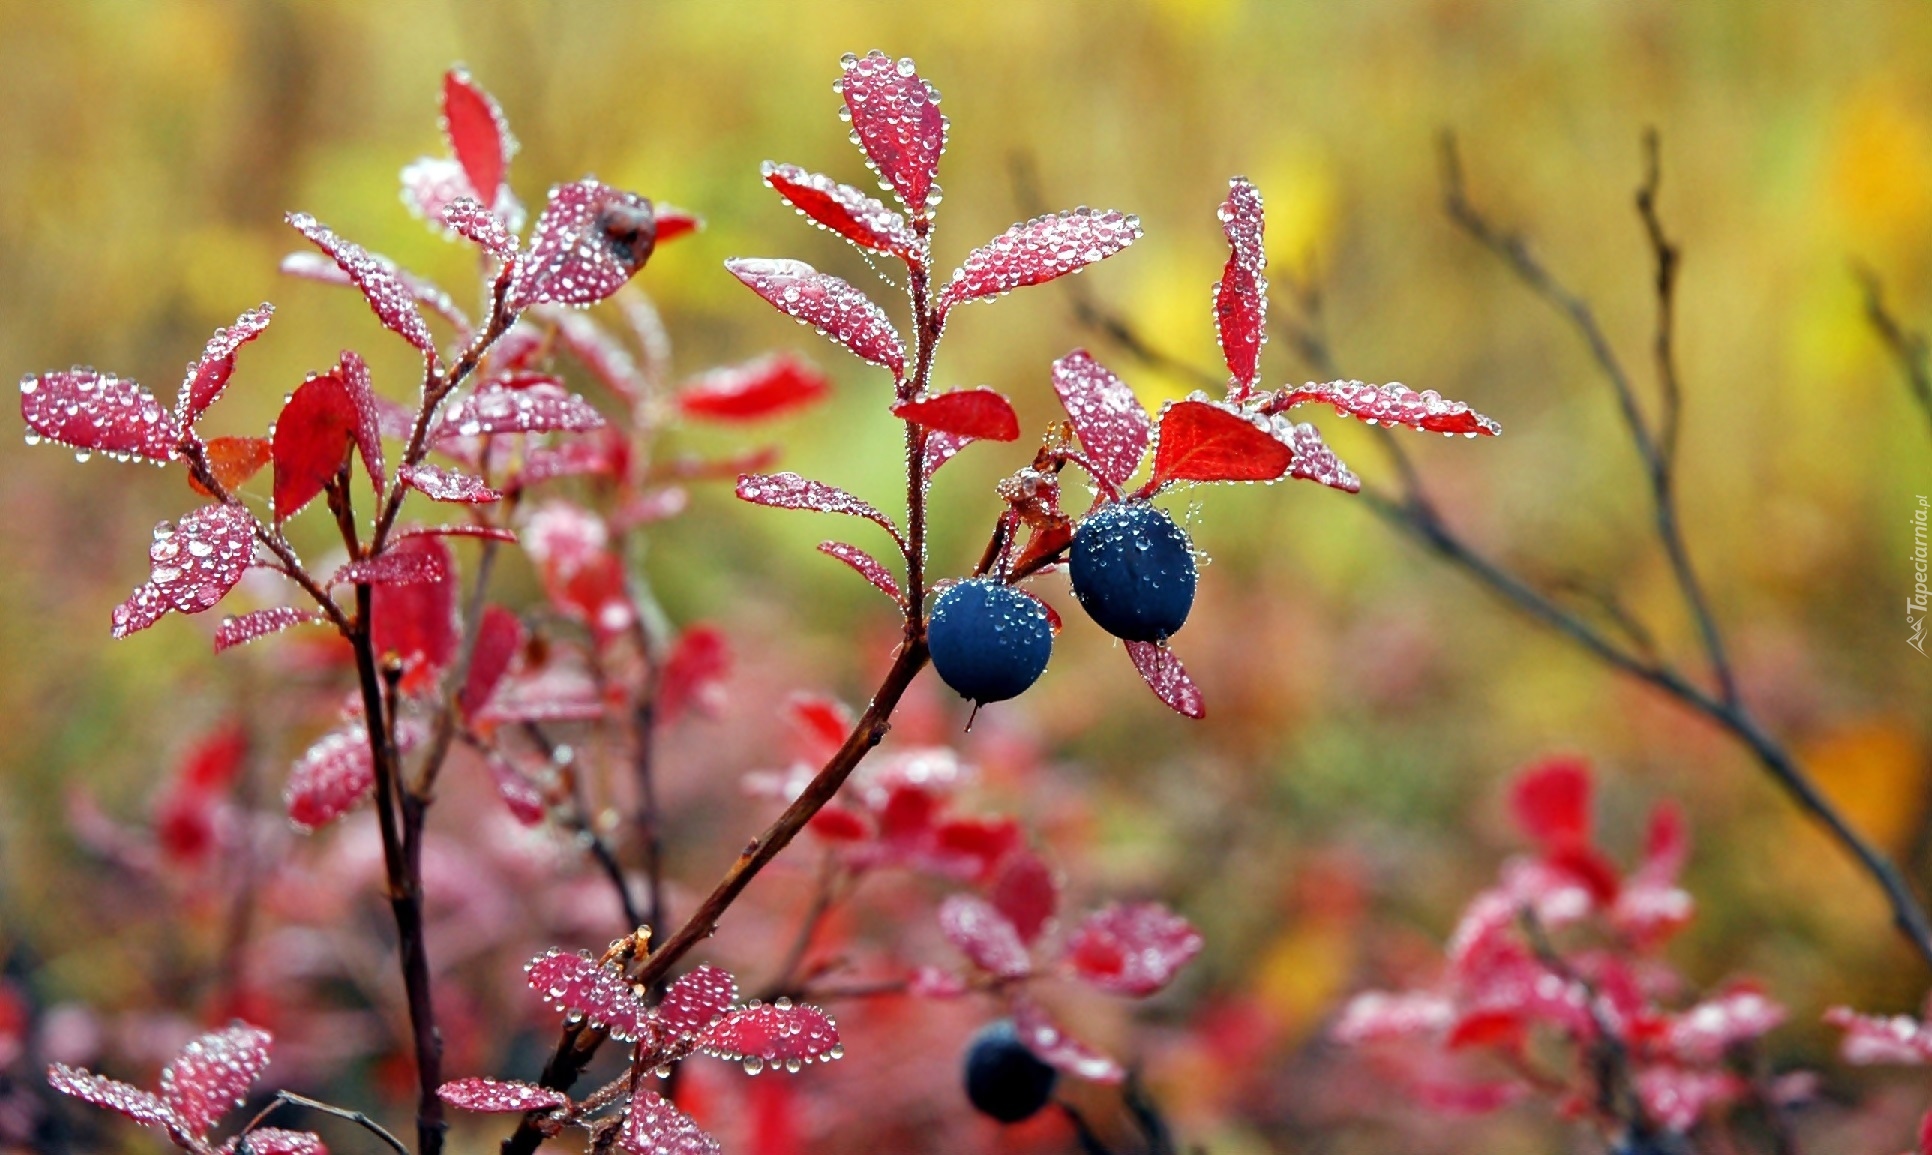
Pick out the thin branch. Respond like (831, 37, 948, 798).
(236, 1090, 411, 1155)
(1853, 261, 1932, 443)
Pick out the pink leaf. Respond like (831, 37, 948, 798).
(836, 50, 946, 216)
(336, 352, 386, 495)
(1125, 641, 1206, 719)
(725, 258, 905, 376)
(621, 1088, 719, 1155)
(1331, 990, 1456, 1045)
(1636, 1067, 1744, 1133)
(214, 608, 325, 653)
(525, 949, 649, 1042)
(1269, 379, 1501, 437)
(1826, 1007, 1932, 1065)
(271, 369, 359, 520)
(890, 387, 1020, 441)
(736, 472, 903, 544)
(21, 369, 180, 463)
(437, 1077, 567, 1114)
(1065, 902, 1204, 997)
(1051, 350, 1151, 490)
(287, 213, 439, 364)
(399, 158, 480, 232)
(460, 606, 524, 717)
(370, 536, 459, 693)
(1149, 400, 1291, 486)
(677, 354, 831, 423)
(940, 209, 1142, 310)
(697, 1002, 842, 1068)
(1509, 756, 1593, 850)
(442, 68, 515, 208)
(113, 503, 257, 639)
(46, 1064, 187, 1139)
(395, 523, 518, 544)
(433, 383, 605, 439)
(161, 1023, 271, 1137)
(937, 895, 1032, 978)
(484, 753, 546, 824)
(1668, 988, 1786, 1064)
(1639, 800, 1691, 883)
(332, 544, 451, 587)
(543, 308, 646, 403)
(442, 196, 518, 261)
(1011, 999, 1124, 1083)
(658, 624, 731, 721)
(990, 851, 1058, 945)
(761, 161, 917, 256)
(1282, 420, 1361, 492)
(922, 428, 975, 482)
(476, 667, 604, 725)
(221, 1127, 327, 1155)
(507, 180, 656, 310)
(401, 463, 501, 504)
(178, 304, 275, 423)
(1213, 178, 1267, 398)
(655, 965, 738, 1041)
(817, 541, 902, 601)
(285, 725, 374, 831)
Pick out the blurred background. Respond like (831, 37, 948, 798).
(2, 1, 1930, 1152)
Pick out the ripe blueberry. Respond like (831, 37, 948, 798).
(963, 1019, 1057, 1123)
(927, 579, 1052, 705)
(1069, 501, 1196, 642)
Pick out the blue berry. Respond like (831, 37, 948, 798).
(963, 1019, 1057, 1123)
(927, 579, 1053, 704)
(1069, 502, 1196, 642)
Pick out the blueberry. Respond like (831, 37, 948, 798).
(1069, 502, 1196, 642)
(963, 1019, 1057, 1123)
(927, 579, 1053, 704)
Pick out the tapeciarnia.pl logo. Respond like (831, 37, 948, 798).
(1912, 495, 1929, 656)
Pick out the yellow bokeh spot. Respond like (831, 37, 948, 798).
(1829, 80, 1932, 253)
(1126, 247, 1220, 404)
(1802, 720, 1927, 850)
(1253, 921, 1353, 1037)
(1251, 142, 1340, 280)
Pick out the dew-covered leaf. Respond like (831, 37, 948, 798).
(507, 180, 656, 310)
(161, 1023, 271, 1137)
(654, 965, 737, 1040)
(658, 624, 730, 721)
(1827, 1007, 1932, 1065)
(921, 428, 975, 482)
(442, 196, 518, 261)
(940, 209, 1141, 310)
(697, 1002, 841, 1069)
(937, 895, 1032, 978)
(990, 851, 1057, 945)
(677, 353, 831, 422)
(113, 503, 257, 639)
(524, 949, 649, 1041)
(395, 523, 518, 544)
(460, 605, 523, 717)
(401, 463, 501, 504)
(1509, 756, 1593, 850)
(221, 1126, 328, 1155)
(271, 369, 359, 520)
(1065, 902, 1203, 997)
(433, 383, 605, 440)
(287, 213, 439, 364)
(1011, 999, 1124, 1084)
(399, 157, 476, 232)
(442, 68, 515, 208)
(761, 161, 917, 256)
(1124, 641, 1206, 719)
(890, 387, 1019, 441)
(475, 666, 605, 725)
(737, 472, 902, 543)
(21, 369, 180, 462)
(179, 304, 275, 422)
(331, 544, 451, 587)
(334, 351, 386, 495)
(1149, 399, 1291, 486)
(285, 724, 374, 831)
(724, 258, 905, 376)
(1051, 350, 1150, 489)
(370, 536, 459, 693)
(837, 50, 946, 216)
(46, 1064, 186, 1138)
(539, 306, 646, 402)
(620, 1088, 719, 1155)
(1281, 420, 1361, 493)
(1270, 379, 1501, 437)
(215, 608, 325, 653)
(188, 436, 272, 498)
(437, 1077, 567, 1114)
(1214, 178, 1267, 398)
(817, 541, 901, 601)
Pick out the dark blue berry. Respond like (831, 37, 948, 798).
(927, 579, 1053, 704)
(963, 1019, 1057, 1123)
(1069, 502, 1196, 642)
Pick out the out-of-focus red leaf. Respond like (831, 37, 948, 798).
(477, 666, 605, 725)
(659, 625, 731, 721)
(940, 209, 1142, 310)
(287, 213, 439, 364)
(1331, 990, 1456, 1044)
(188, 436, 272, 498)
(1051, 350, 1151, 489)
(332, 544, 450, 587)
(1213, 178, 1267, 398)
(786, 693, 852, 762)
(285, 725, 374, 831)
(1269, 379, 1501, 437)
(1282, 420, 1361, 493)
(113, 503, 257, 639)
(891, 387, 1020, 441)
(658, 445, 783, 482)
(724, 259, 905, 376)
(524, 949, 649, 1042)
(611, 487, 688, 531)
(179, 725, 248, 792)
(1635, 1067, 1744, 1133)
(932, 816, 1023, 883)
(1149, 400, 1291, 486)
(655, 965, 737, 1041)
(46, 1065, 187, 1141)
(1444, 1008, 1524, 1052)
(837, 50, 946, 215)
(161, 1024, 271, 1137)
(21, 369, 180, 463)
(437, 1077, 566, 1114)
(178, 303, 274, 422)
(1826, 1006, 1932, 1065)
(271, 370, 358, 520)
(737, 472, 903, 543)
(1011, 998, 1124, 1083)
(937, 895, 1031, 978)
(817, 541, 902, 601)
(214, 608, 325, 653)
(1667, 988, 1785, 1063)
(621, 1088, 719, 1155)
(990, 851, 1057, 944)
(434, 382, 605, 440)
(698, 1003, 842, 1068)
(460, 606, 523, 717)
(401, 463, 501, 504)
(1125, 641, 1206, 719)
(677, 354, 831, 422)
(515, 439, 623, 491)
(507, 180, 656, 310)
(761, 161, 916, 256)
(442, 68, 515, 208)
(1509, 756, 1593, 850)
(484, 753, 546, 824)
(809, 807, 868, 841)
(1065, 902, 1203, 996)
(370, 536, 458, 692)
(1640, 799, 1690, 882)
(443, 197, 518, 261)
(542, 308, 645, 403)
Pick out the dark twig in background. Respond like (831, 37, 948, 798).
(1854, 261, 1932, 444)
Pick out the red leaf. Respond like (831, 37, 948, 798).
(1065, 902, 1203, 997)
(890, 387, 1020, 441)
(655, 965, 738, 1040)
(113, 503, 257, 639)
(284, 725, 374, 831)
(507, 180, 656, 310)
(437, 1077, 566, 1114)
(652, 205, 701, 244)
(161, 1023, 271, 1137)
(1269, 379, 1501, 437)
(786, 693, 853, 761)
(476, 667, 605, 725)
(1444, 1007, 1524, 1051)
(677, 354, 831, 422)
(1332, 990, 1456, 1044)
(1635, 1067, 1744, 1134)
(940, 209, 1142, 310)
(178, 303, 275, 422)
(761, 161, 917, 256)
(1011, 999, 1124, 1083)
(21, 369, 180, 462)
(837, 50, 947, 215)
(1125, 641, 1206, 719)
(214, 608, 324, 653)
(271, 370, 358, 520)
(433, 383, 605, 439)
(990, 851, 1058, 945)
(1281, 420, 1361, 493)
(817, 541, 901, 601)
(1825, 1006, 1932, 1065)
(1051, 350, 1150, 489)
(1667, 988, 1785, 1064)
(484, 753, 546, 824)
(659, 624, 730, 721)
(220, 1127, 327, 1155)
(287, 213, 439, 364)
(737, 472, 902, 542)
(1149, 400, 1291, 486)
(621, 1088, 719, 1155)
(1213, 178, 1267, 398)
(524, 949, 649, 1041)
(401, 463, 501, 504)
(336, 352, 386, 494)
(921, 428, 975, 482)
(442, 68, 514, 208)
(370, 536, 459, 691)
(1639, 799, 1690, 883)
(697, 1003, 842, 1068)
(188, 436, 272, 498)
(460, 606, 523, 717)
(1509, 756, 1593, 850)
(937, 895, 1031, 978)
(725, 259, 905, 376)
(46, 1064, 187, 1140)
(332, 544, 451, 587)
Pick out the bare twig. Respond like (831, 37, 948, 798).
(1853, 261, 1932, 443)
(236, 1090, 412, 1155)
